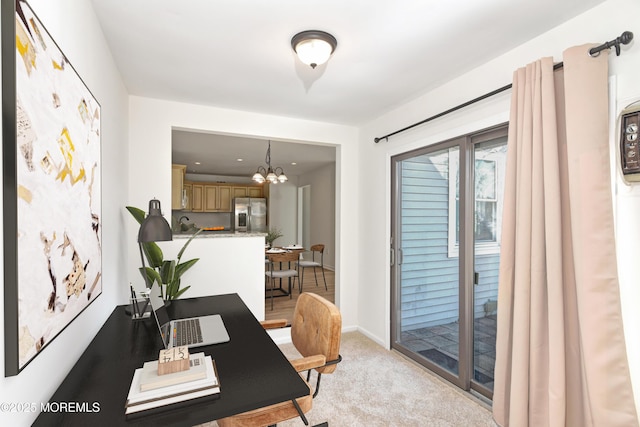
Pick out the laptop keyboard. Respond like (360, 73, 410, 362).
(174, 319, 204, 346)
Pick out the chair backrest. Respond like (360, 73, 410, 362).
(267, 250, 300, 264)
(310, 244, 324, 253)
(291, 293, 341, 374)
(309, 244, 324, 263)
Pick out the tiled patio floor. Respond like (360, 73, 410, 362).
(400, 314, 496, 389)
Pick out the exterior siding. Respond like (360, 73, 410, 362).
(400, 153, 499, 331)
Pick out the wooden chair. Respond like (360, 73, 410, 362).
(265, 251, 299, 310)
(297, 244, 326, 292)
(217, 293, 342, 427)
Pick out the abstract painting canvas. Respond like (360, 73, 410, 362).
(3, 0, 102, 375)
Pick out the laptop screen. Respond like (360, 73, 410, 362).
(148, 285, 170, 348)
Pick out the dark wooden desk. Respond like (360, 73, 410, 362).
(33, 293, 309, 426)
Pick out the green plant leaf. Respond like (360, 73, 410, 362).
(126, 206, 146, 225)
(175, 258, 199, 279)
(159, 260, 176, 284)
(142, 242, 164, 268)
(165, 277, 185, 300)
(139, 266, 162, 288)
(177, 229, 201, 262)
(127, 204, 199, 301)
(172, 285, 191, 300)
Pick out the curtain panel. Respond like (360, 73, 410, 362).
(493, 46, 638, 427)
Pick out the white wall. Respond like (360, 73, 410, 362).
(268, 179, 298, 246)
(0, 0, 130, 425)
(127, 97, 360, 333)
(298, 163, 336, 269)
(162, 236, 266, 320)
(358, 0, 640, 411)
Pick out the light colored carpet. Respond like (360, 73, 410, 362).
(199, 331, 496, 427)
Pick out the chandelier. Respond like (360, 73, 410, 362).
(252, 140, 288, 184)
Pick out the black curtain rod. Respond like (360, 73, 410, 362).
(374, 31, 633, 143)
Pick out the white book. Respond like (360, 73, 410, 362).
(126, 356, 219, 407)
(139, 352, 209, 392)
(125, 385, 220, 414)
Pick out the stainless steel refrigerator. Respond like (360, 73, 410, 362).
(233, 198, 267, 232)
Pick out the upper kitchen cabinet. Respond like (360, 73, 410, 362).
(190, 183, 204, 212)
(247, 186, 263, 198)
(171, 164, 187, 209)
(232, 186, 247, 199)
(184, 182, 263, 212)
(232, 185, 263, 198)
(203, 184, 231, 212)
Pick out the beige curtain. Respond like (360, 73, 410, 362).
(493, 46, 638, 427)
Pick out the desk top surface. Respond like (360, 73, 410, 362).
(33, 293, 308, 426)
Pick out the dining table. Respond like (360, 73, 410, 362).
(264, 246, 306, 299)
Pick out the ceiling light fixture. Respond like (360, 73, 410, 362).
(291, 30, 337, 69)
(252, 140, 288, 184)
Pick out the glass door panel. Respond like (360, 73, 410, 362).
(394, 145, 463, 385)
(472, 135, 507, 395)
(391, 124, 508, 399)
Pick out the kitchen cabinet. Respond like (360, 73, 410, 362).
(232, 186, 247, 198)
(247, 186, 263, 198)
(218, 186, 232, 211)
(203, 184, 231, 212)
(203, 185, 218, 211)
(232, 185, 262, 198)
(171, 164, 186, 210)
(191, 184, 204, 212)
(183, 182, 263, 212)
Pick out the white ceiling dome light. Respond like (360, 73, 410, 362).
(291, 30, 338, 69)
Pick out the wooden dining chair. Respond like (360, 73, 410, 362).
(265, 250, 299, 310)
(217, 292, 342, 427)
(297, 244, 326, 292)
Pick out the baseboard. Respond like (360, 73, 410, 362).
(355, 326, 387, 348)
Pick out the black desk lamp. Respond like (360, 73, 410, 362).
(132, 199, 172, 318)
(139, 198, 173, 244)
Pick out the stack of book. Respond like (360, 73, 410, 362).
(125, 352, 220, 414)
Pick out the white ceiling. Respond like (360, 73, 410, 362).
(171, 130, 336, 177)
(90, 0, 608, 176)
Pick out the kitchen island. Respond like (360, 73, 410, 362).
(159, 231, 266, 320)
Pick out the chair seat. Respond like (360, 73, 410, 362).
(266, 270, 298, 278)
(217, 383, 312, 427)
(297, 260, 321, 268)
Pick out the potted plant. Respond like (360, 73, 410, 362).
(127, 206, 200, 300)
(265, 227, 283, 248)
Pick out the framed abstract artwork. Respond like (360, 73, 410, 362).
(2, 0, 102, 376)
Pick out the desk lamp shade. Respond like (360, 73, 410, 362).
(138, 199, 172, 243)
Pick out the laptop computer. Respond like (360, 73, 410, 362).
(147, 285, 230, 349)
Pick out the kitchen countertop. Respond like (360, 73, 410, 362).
(173, 230, 266, 239)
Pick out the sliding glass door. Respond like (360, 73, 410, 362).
(391, 125, 507, 398)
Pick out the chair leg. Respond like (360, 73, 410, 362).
(299, 268, 304, 293)
(270, 276, 275, 310)
(313, 373, 323, 398)
(312, 266, 319, 287)
(321, 267, 327, 291)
